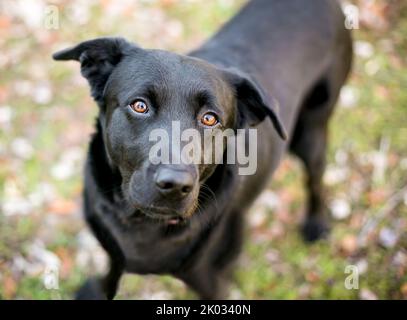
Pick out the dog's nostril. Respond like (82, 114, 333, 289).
(181, 185, 192, 194)
(159, 181, 174, 190)
(155, 168, 194, 197)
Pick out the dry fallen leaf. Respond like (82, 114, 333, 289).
(330, 198, 351, 220)
(367, 188, 388, 206)
(401, 283, 407, 299)
(47, 199, 77, 215)
(269, 221, 286, 239)
(359, 288, 378, 300)
(55, 247, 74, 279)
(3, 275, 17, 299)
(340, 234, 359, 256)
(305, 271, 320, 283)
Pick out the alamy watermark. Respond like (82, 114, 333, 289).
(43, 263, 61, 299)
(343, 4, 360, 30)
(44, 5, 60, 30)
(43, 264, 59, 290)
(149, 121, 258, 176)
(344, 265, 359, 290)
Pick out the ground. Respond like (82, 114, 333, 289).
(0, 0, 406, 299)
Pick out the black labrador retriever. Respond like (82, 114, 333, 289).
(53, 0, 352, 299)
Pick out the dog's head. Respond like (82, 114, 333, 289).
(53, 37, 286, 224)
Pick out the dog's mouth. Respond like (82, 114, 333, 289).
(143, 210, 186, 225)
(127, 205, 188, 225)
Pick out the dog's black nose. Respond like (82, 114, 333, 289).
(155, 168, 194, 197)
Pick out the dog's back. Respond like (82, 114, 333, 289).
(193, 0, 352, 123)
(192, 0, 353, 215)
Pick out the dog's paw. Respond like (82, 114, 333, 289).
(301, 216, 330, 243)
(75, 278, 107, 300)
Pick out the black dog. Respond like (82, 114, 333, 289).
(53, 0, 352, 299)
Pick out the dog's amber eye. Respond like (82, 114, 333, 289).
(130, 100, 148, 114)
(201, 112, 218, 126)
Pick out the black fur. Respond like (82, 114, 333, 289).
(53, 0, 352, 299)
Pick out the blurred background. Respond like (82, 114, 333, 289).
(0, 0, 406, 299)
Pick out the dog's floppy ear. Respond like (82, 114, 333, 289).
(223, 69, 287, 140)
(53, 37, 134, 103)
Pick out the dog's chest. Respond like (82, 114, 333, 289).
(123, 230, 196, 274)
(100, 212, 196, 273)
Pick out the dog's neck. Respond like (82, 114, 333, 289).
(88, 119, 123, 204)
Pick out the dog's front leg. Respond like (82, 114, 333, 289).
(177, 266, 226, 300)
(76, 259, 123, 300)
